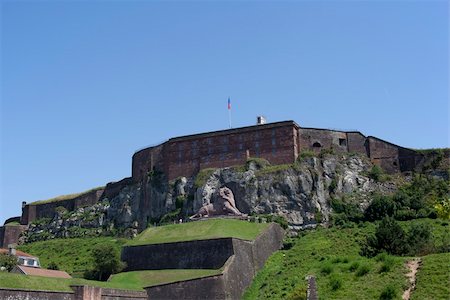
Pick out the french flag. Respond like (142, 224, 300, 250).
(228, 97, 231, 110)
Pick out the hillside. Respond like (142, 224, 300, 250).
(127, 218, 269, 246)
(243, 218, 449, 300)
(18, 237, 127, 278)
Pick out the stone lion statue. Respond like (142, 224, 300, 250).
(189, 187, 246, 220)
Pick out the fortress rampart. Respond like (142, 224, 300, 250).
(14, 119, 425, 227)
(132, 120, 424, 182)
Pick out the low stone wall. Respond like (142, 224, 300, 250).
(0, 285, 147, 300)
(145, 274, 226, 300)
(101, 288, 147, 300)
(122, 238, 234, 271)
(0, 287, 74, 300)
(144, 223, 284, 299)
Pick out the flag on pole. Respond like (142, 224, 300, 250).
(228, 97, 231, 110)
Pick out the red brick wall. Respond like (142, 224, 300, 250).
(164, 123, 298, 180)
(131, 122, 299, 182)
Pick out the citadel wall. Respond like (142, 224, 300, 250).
(131, 120, 422, 183)
(16, 120, 424, 226)
(20, 188, 105, 225)
(132, 121, 299, 182)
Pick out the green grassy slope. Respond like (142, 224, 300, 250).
(18, 237, 127, 277)
(127, 218, 269, 246)
(411, 253, 450, 300)
(244, 219, 449, 300)
(0, 269, 222, 292)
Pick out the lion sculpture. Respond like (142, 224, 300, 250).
(189, 187, 246, 220)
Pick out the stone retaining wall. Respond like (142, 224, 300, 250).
(0, 285, 147, 300)
(122, 238, 234, 271)
(144, 223, 284, 299)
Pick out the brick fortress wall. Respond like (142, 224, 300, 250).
(133, 121, 299, 182)
(16, 120, 424, 227)
(132, 120, 423, 183)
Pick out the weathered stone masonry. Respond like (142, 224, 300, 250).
(132, 120, 424, 182)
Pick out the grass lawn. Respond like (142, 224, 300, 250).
(411, 252, 450, 300)
(127, 218, 269, 246)
(0, 269, 222, 292)
(244, 219, 449, 300)
(18, 237, 127, 277)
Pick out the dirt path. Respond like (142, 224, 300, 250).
(402, 258, 421, 300)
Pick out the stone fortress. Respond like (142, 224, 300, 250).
(132, 120, 422, 182)
(1, 119, 426, 248)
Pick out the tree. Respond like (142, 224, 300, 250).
(85, 244, 125, 281)
(364, 195, 396, 221)
(360, 217, 408, 257)
(0, 254, 17, 271)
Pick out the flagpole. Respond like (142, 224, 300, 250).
(228, 97, 232, 129)
(229, 107, 232, 129)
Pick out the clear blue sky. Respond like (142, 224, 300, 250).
(1, 0, 448, 224)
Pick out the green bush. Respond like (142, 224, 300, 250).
(329, 274, 342, 291)
(355, 264, 370, 277)
(328, 178, 337, 194)
(379, 285, 397, 300)
(360, 217, 408, 257)
(368, 165, 386, 182)
(297, 150, 316, 163)
(194, 168, 216, 188)
(286, 286, 307, 300)
(47, 262, 59, 270)
(331, 197, 363, 224)
(84, 244, 125, 281)
(364, 195, 397, 221)
(348, 261, 359, 272)
(272, 215, 289, 230)
(246, 157, 271, 170)
(159, 208, 181, 225)
(407, 222, 433, 255)
(319, 148, 335, 158)
(394, 209, 416, 221)
(320, 263, 333, 275)
(0, 254, 17, 271)
(175, 195, 186, 209)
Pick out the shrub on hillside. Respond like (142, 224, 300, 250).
(84, 244, 125, 281)
(360, 217, 408, 257)
(355, 264, 370, 277)
(47, 262, 59, 270)
(364, 195, 396, 221)
(331, 197, 363, 224)
(159, 208, 181, 225)
(320, 263, 333, 275)
(0, 253, 17, 271)
(407, 222, 433, 255)
(329, 274, 342, 291)
(379, 285, 397, 300)
(367, 165, 389, 182)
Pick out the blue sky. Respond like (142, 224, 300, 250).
(1, 0, 448, 224)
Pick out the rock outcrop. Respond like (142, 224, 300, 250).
(21, 154, 396, 242)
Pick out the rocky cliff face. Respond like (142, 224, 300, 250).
(22, 154, 395, 242)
